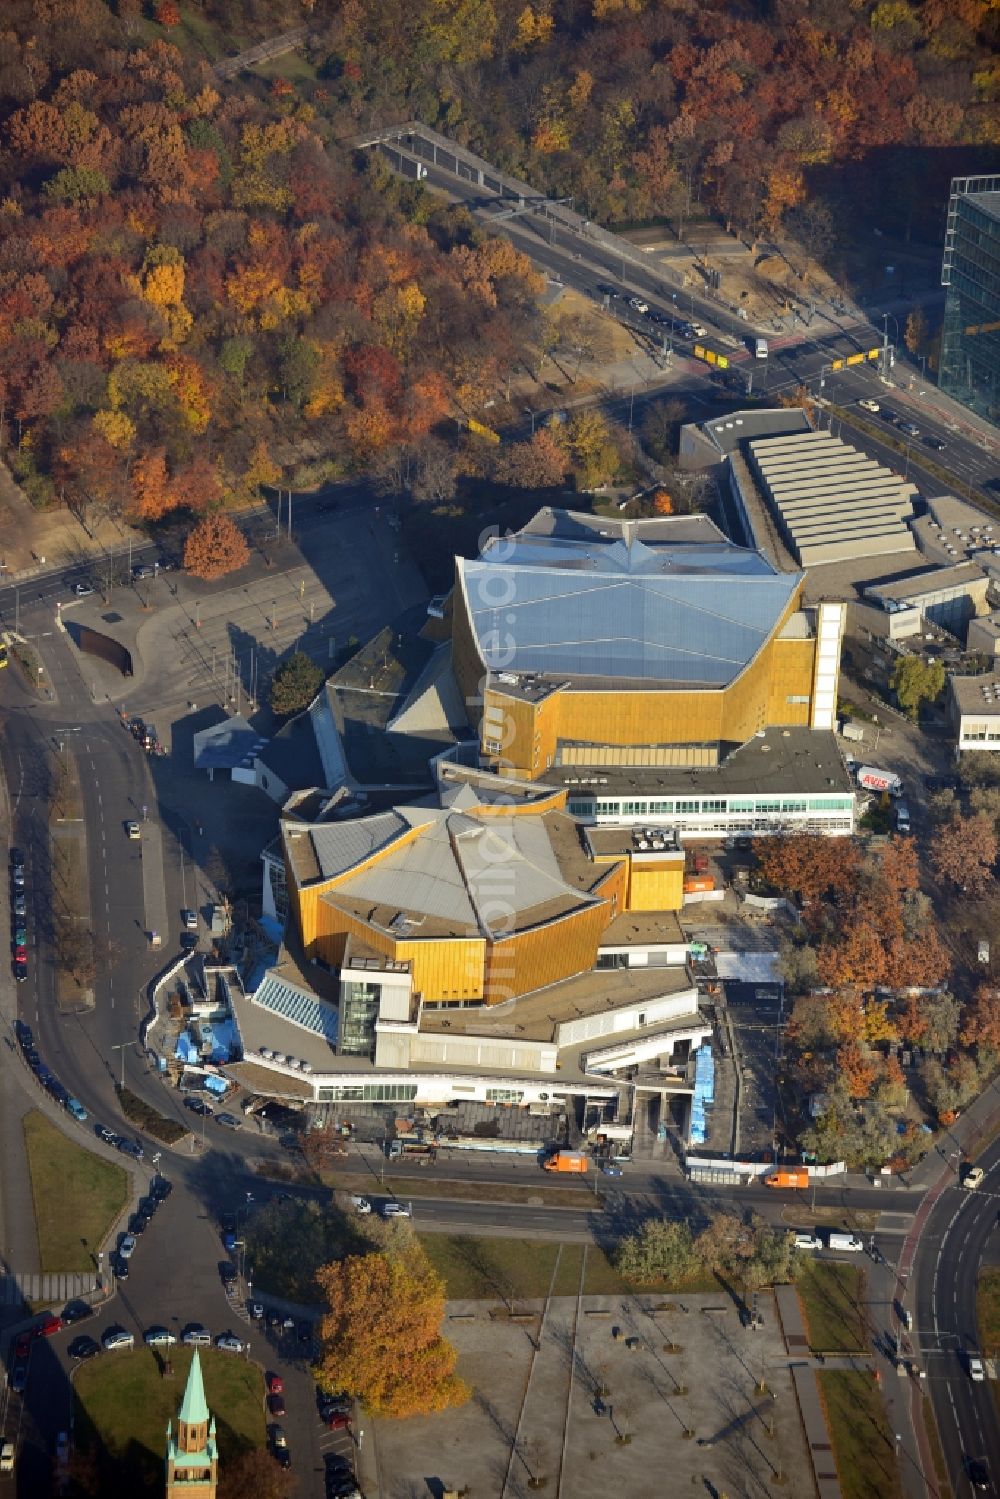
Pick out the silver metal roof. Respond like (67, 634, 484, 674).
(459, 528, 799, 686)
(309, 811, 407, 879)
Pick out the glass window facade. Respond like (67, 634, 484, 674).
(940, 178, 1000, 424)
(338, 979, 381, 1058)
(567, 792, 853, 834)
(317, 1082, 418, 1102)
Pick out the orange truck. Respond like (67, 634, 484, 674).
(764, 1167, 808, 1189)
(543, 1150, 590, 1174)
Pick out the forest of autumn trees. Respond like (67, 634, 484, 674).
(1, 0, 997, 533)
(0, 0, 545, 528)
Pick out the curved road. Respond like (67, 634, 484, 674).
(916, 1139, 1000, 1496)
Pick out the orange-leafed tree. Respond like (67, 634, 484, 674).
(960, 984, 1000, 1052)
(651, 487, 673, 515)
(753, 833, 859, 908)
(930, 813, 997, 894)
(315, 1239, 468, 1418)
(883, 928, 950, 991)
(130, 447, 171, 521)
(837, 1040, 878, 1100)
(183, 514, 250, 581)
(816, 920, 886, 991)
(155, 1, 181, 26)
(495, 429, 568, 489)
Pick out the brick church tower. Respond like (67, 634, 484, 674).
(165, 1350, 219, 1497)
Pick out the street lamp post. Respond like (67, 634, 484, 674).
(111, 1040, 139, 1092)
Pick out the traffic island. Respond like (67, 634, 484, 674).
(114, 1085, 186, 1145)
(48, 749, 96, 1013)
(23, 1110, 128, 1273)
(73, 1347, 265, 1494)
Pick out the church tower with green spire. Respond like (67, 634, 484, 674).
(165, 1351, 219, 1496)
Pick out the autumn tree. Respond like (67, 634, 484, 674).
(904, 308, 928, 356)
(315, 1239, 469, 1418)
(183, 515, 250, 582)
(299, 1121, 348, 1174)
(218, 1449, 293, 1499)
(960, 984, 1000, 1052)
(891, 655, 945, 719)
(752, 833, 858, 908)
(270, 650, 323, 718)
(837, 1040, 878, 1100)
(614, 1218, 697, 1284)
(930, 814, 997, 894)
(495, 429, 567, 489)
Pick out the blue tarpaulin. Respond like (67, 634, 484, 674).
(174, 1031, 199, 1064)
(689, 1044, 715, 1144)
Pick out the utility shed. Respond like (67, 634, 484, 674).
(747, 431, 918, 567)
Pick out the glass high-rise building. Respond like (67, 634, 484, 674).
(940, 175, 1000, 426)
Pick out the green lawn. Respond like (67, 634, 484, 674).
(75, 1348, 265, 1493)
(419, 1235, 658, 1301)
(796, 1259, 867, 1352)
(817, 1370, 902, 1499)
(22, 1111, 128, 1273)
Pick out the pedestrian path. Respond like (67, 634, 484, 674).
(774, 1284, 842, 1499)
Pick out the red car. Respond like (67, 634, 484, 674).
(323, 1411, 351, 1431)
(39, 1313, 62, 1337)
(267, 1373, 284, 1395)
(14, 945, 27, 963)
(268, 1392, 286, 1417)
(14, 1333, 32, 1360)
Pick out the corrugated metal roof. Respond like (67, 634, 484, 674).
(309, 811, 407, 879)
(460, 559, 799, 684)
(253, 972, 338, 1044)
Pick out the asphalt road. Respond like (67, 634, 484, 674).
(381, 140, 1000, 499)
(915, 1140, 1000, 1497)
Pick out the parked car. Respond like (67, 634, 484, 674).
(118, 1234, 136, 1260)
(181, 908, 198, 931)
(38, 1313, 62, 1337)
(323, 1411, 351, 1431)
(144, 1327, 177, 1348)
(12, 893, 25, 917)
(967, 1353, 986, 1382)
(220, 1263, 237, 1289)
(215, 1334, 244, 1353)
(125, 821, 141, 840)
(351, 1196, 372, 1215)
(62, 1301, 92, 1325)
(116, 1138, 143, 1160)
(184, 1097, 213, 1116)
(101, 1328, 134, 1351)
(967, 1457, 991, 1491)
(10, 1364, 27, 1393)
(113, 1256, 129, 1282)
(129, 1213, 148, 1237)
(248, 1301, 264, 1320)
(215, 1113, 242, 1130)
(793, 1233, 823, 1251)
(150, 1177, 172, 1201)
(72, 582, 95, 597)
(13, 959, 27, 982)
(269, 1392, 286, 1417)
(66, 1098, 88, 1123)
(382, 1202, 411, 1218)
(267, 1374, 285, 1395)
(182, 1325, 212, 1347)
(68, 1336, 100, 1361)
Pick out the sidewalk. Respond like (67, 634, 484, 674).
(774, 1285, 842, 1499)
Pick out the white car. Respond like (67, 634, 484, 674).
(858, 397, 880, 413)
(351, 1196, 372, 1215)
(102, 1329, 134, 1351)
(382, 1202, 411, 1218)
(689, 322, 708, 338)
(962, 1166, 985, 1191)
(215, 1333, 244, 1353)
(118, 1234, 136, 1260)
(144, 1327, 176, 1347)
(793, 1233, 822, 1252)
(126, 822, 140, 840)
(628, 296, 649, 314)
(968, 1354, 986, 1382)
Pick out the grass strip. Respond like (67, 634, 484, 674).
(23, 1110, 128, 1273)
(116, 1085, 186, 1145)
(817, 1369, 902, 1499)
(796, 1259, 867, 1352)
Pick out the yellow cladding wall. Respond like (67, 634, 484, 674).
(309, 899, 488, 1001)
(483, 899, 610, 1004)
(766, 637, 816, 726)
(592, 859, 628, 914)
(473, 787, 568, 817)
(627, 862, 685, 912)
(477, 589, 815, 776)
